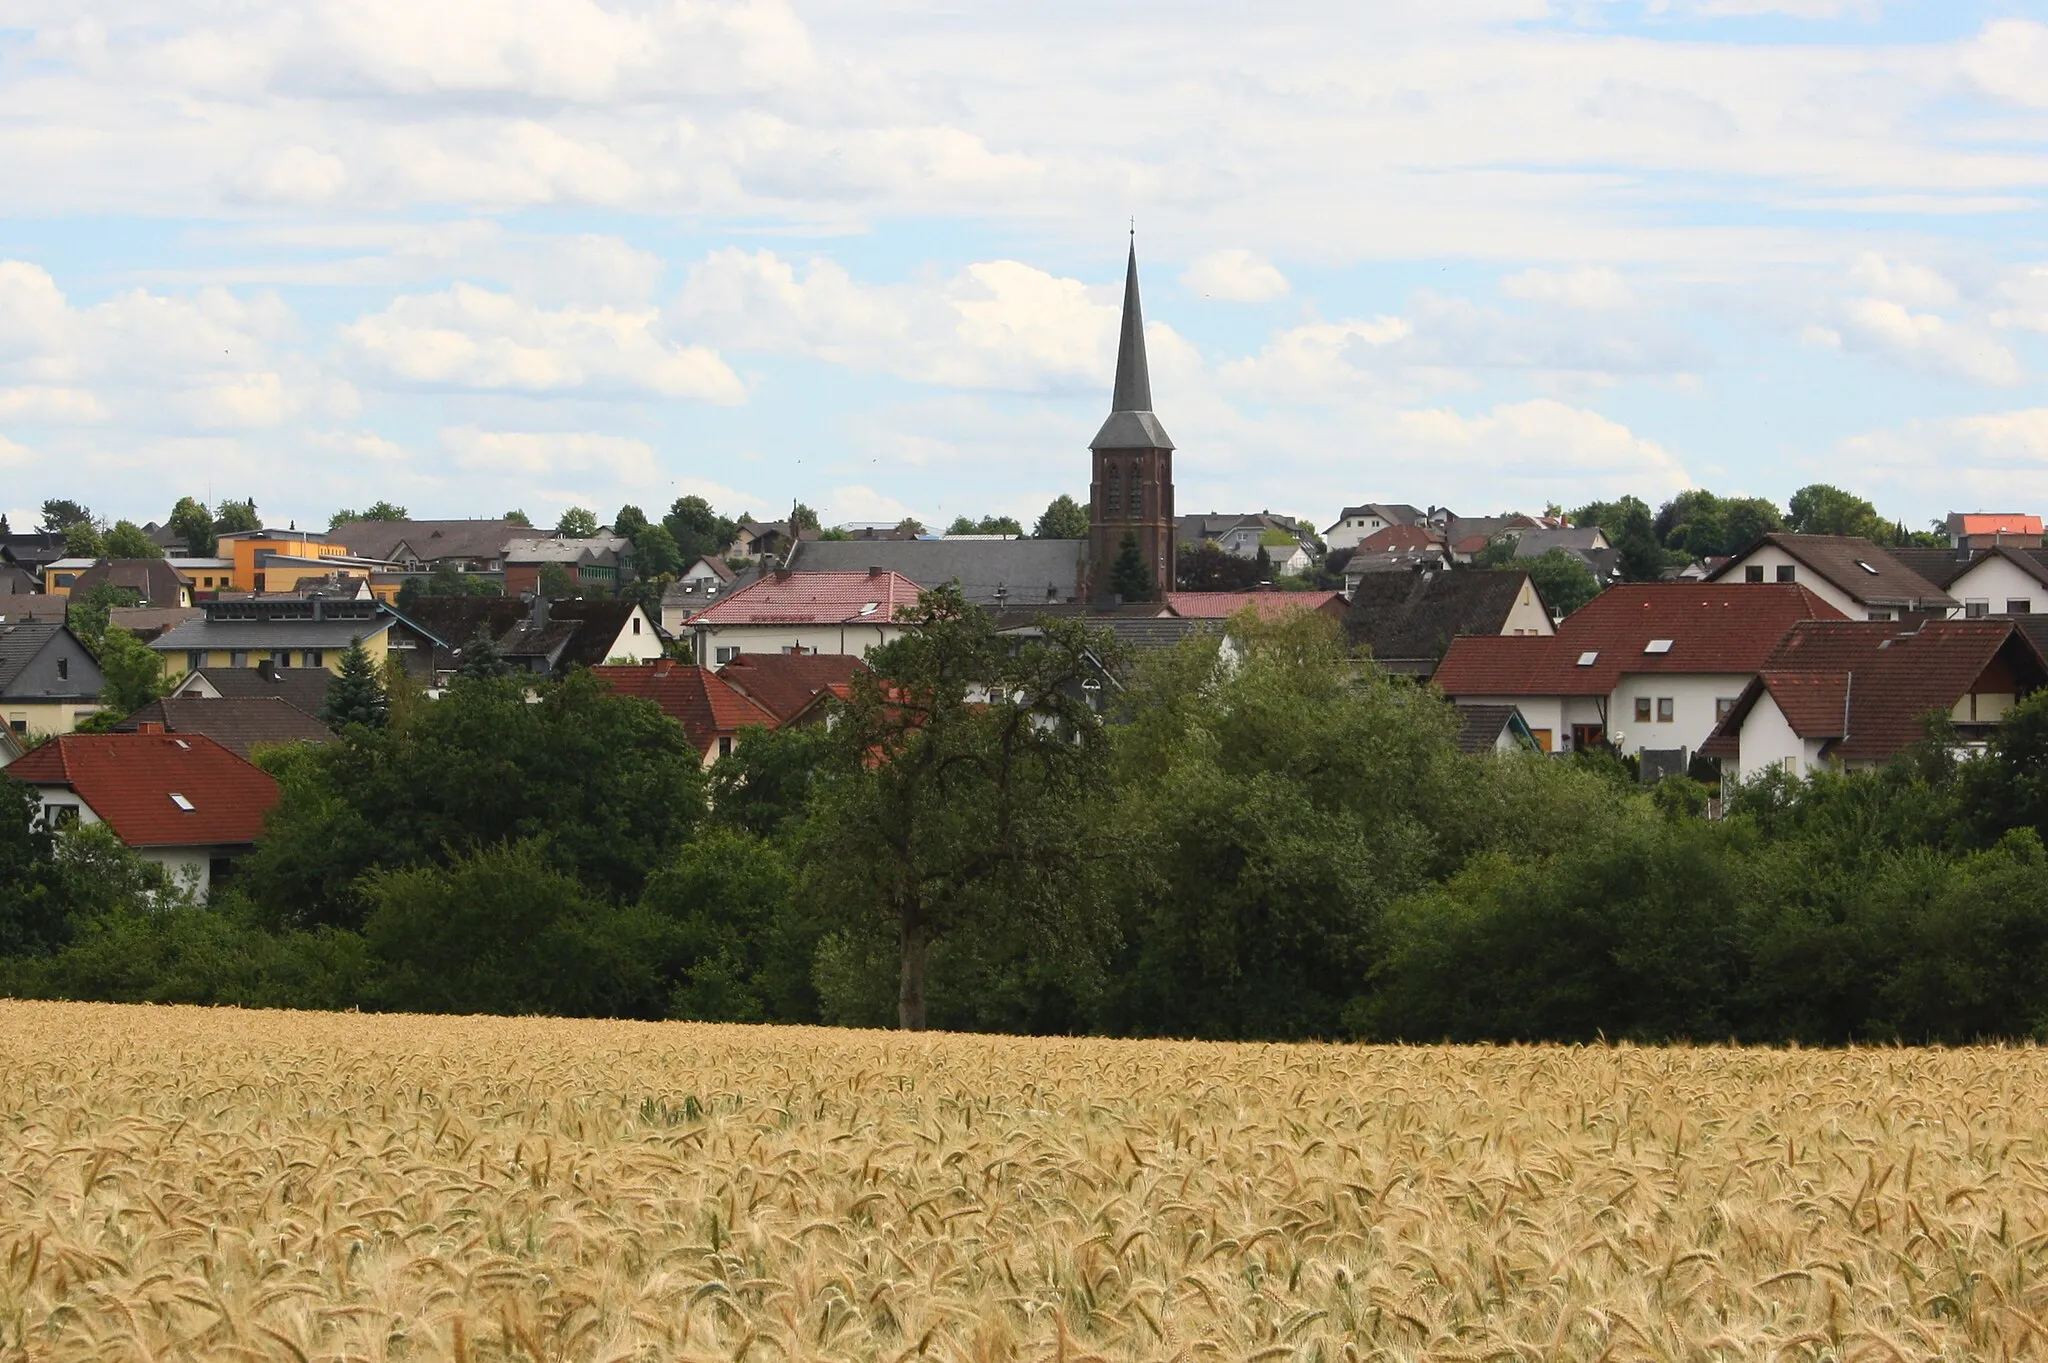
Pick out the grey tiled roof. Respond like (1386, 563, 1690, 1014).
(792, 539, 1085, 608)
(150, 619, 392, 652)
(0, 621, 65, 691)
(174, 667, 336, 715)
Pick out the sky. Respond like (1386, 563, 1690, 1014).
(4, 0, 2048, 539)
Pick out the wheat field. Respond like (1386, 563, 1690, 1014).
(2, 1003, 2046, 1361)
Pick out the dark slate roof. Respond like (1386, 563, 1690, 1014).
(0, 621, 67, 692)
(67, 558, 190, 606)
(150, 618, 392, 652)
(1, 564, 38, 596)
(1893, 545, 2048, 593)
(792, 539, 1085, 608)
(546, 599, 645, 669)
(1345, 570, 1533, 671)
(1454, 703, 1531, 754)
(115, 696, 336, 759)
(174, 666, 335, 715)
(0, 533, 67, 570)
(1090, 241, 1174, 452)
(404, 596, 531, 655)
(334, 519, 528, 563)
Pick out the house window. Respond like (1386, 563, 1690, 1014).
(718, 736, 733, 758)
(1867, 611, 1894, 622)
(303, 651, 324, 668)
(714, 646, 740, 665)
(1634, 697, 1652, 722)
(54, 573, 75, 588)
(1965, 600, 1989, 619)
(1657, 697, 1674, 722)
(631, 617, 641, 635)
(56, 658, 68, 680)
(187, 651, 205, 673)
(1745, 565, 1764, 583)
(1775, 565, 1795, 583)
(271, 651, 291, 668)
(231, 651, 248, 668)
(8, 718, 23, 734)
(2008, 599, 2033, 615)
(44, 804, 79, 829)
(1716, 697, 1737, 721)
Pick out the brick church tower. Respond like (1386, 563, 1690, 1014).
(1088, 239, 1174, 603)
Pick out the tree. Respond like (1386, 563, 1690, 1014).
(1788, 484, 1885, 540)
(633, 523, 682, 578)
(504, 509, 532, 527)
(102, 521, 164, 559)
(947, 516, 978, 535)
(168, 497, 215, 556)
(67, 581, 142, 654)
(708, 722, 835, 840)
(894, 517, 925, 538)
(642, 829, 809, 1023)
(1575, 495, 1669, 582)
(458, 625, 513, 682)
(63, 521, 103, 558)
(801, 586, 1114, 1030)
(792, 503, 821, 533)
(329, 502, 408, 529)
(538, 561, 575, 599)
(0, 780, 66, 957)
(556, 507, 600, 538)
(612, 505, 651, 540)
(213, 499, 260, 535)
(1109, 532, 1154, 602)
(664, 496, 740, 564)
(97, 626, 166, 715)
(40, 500, 93, 533)
(1720, 496, 1784, 553)
(1034, 494, 1090, 539)
(321, 638, 389, 730)
(380, 654, 428, 732)
(1176, 542, 1262, 591)
(947, 514, 1024, 536)
(1508, 548, 1600, 618)
(0, 513, 10, 534)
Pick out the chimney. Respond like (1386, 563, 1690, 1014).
(868, 566, 886, 577)
(776, 568, 794, 582)
(136, 722, 165, 735)
(257, 658, 277, 682)
(530, 592, 549, 630)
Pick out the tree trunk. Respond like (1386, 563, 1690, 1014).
(898, 915, 928, 1031)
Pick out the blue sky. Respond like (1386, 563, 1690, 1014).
(3, 0, 2048, 537)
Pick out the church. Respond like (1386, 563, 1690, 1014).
(1087, 240, 1175, 604)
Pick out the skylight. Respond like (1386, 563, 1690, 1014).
(858, 602, 880, 616)
(1577, 651, 1599, 666)
(1856, 561, 1879, 574)
(169, 793, 195, 811)
(1645, 639, 1674, 654)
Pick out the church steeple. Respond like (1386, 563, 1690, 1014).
(1087, 235, 1176, 603)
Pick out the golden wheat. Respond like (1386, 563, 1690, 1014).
(2, 1002, 2045, 1361)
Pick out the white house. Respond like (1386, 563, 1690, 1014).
(1706, 534, 1955, 622)
(688, 568, 924, 666)
(1433, 583, 1843, 757)
(1890, 545, 2048, 620)
(1703, 619, 2048, 784)
(1323, 504, 1427, 552)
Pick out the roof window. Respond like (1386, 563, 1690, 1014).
(1644, 639, 1674, 654)
(858, 602, 880, 616)
(1856, 560, 1879, 574)
(169, 793, 195, 811)
(1577, 651, 1599, 667)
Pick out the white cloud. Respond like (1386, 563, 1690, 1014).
(1841, 408, 2048, 504)
(1180, 250, 1290, 303)
(1959, 20, 2048, 111)
(676, 249, 1188, 393)
(1991, 265, 2048, 333)
(440, 427, 661, 492)
(1377, 399, 1694, 504)
(823, 483, 920, 524)
(0, 387, 108, 423)
(1834, 297, 2023, 386)
(1219, 318, 1413, 400)
(1848, 252, 1958, 309)
(342, 284, 745, 400)
(1500, 267, 1631, 311)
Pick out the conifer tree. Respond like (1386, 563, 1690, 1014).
(1108, 532, 1154, 602)
(321, 638, 388, 730)
(458, 624, 514, 681)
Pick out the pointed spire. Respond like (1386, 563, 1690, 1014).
(1110, 236, 1152, 414)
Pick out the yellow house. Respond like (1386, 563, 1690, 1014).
(144, 596, 439, 684)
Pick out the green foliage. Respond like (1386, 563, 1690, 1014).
(97, 626, 166, 715)
(642, 829, 812, 1022)
(1034, 494, 1090, 539)
(212, 499, 261, 535)
(63, 521, 103, 557)
(321, 638, 388, 730)
(328, 501, 409, 529)
(0, 780, 65, 956)
(818, 528, 852, 541)
(556, 507, 600, 538)
(67, 580, 142, 654)
(1956, 689, 2048, 847)
(504, 508, 532, 527)
(663, 496, 741, 565)
(239, 670, 708, 931)
(1572, 494, 1671, 582)
(894, 518, 925, 537)
(1514, 548, 1600, 617)
(707, 723, 833, 840)
(947, 514, 1025, 536)
(168, 496, 215, 556)
(1788, 483, 1885, 539)
(1108, 531, 1155, 601)
(537, 561, 576, 599)
(40, 499, 93, 533)
(458, 624, 513, 681)
(1652, 490, 1784, 557)
(103, 521, 164, 559)
(633, 523, 682, 578)
(1176, 542, 1262, 591)
(791, 504, 821, 533)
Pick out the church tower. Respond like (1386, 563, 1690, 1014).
(1088, 238, 1175, 602)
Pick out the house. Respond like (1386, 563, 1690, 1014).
(6, 730, 278, 899)
(172, 659, 336, 715)
(335, 518, 531, 576)
(1433, 583, 1843, 757)
(107, 606, 204, 644)
(1455, 703, 1543, 755)
(1177, 512, 1317, 569)
(501, 535, 636, 595)
(49, 558, 193, 607)
(113, 696, 335, 760)
(1323, 503, 1427, 552)
(395, 596, 533, 680)
(1, 531, 69, 575)
(688, 569, 924, 666)
(1, 564, 40, 598)
(1890, 545, 2048, 619)
(1702, 619, 2048, 784)
(727, 518, 815, 563)
(38, 559, 97, 593)
(593, 659, 778, 765)
(1356, 525, 1447, 557)
(1946, 512, 2043, 551)
(1165, 591, 1347, 623)
(790, 537, 1085, 610)
(214, 528, 391, 595)
(0, 620, 106, 738)
(1342, 548, 1455, 588)
(544, 599, 663, 665)
(166, 558, 236, 596)
(1510, 527, 1619, 583)
(716, 652, 863, 726)
(1345, 570, 1555, 679)
(148, 594, 444, 684)
(681, 555, 737, 589)
(1705, 534, 1955, 622)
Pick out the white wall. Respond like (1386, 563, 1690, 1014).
(1948, 557, 2045, 617)
(26, 786, 220, 898)
(1608, 673, 1751, 759)
(693, 621, 906, 667)
(1729, 691, 1828, 785)
(1724, 545, 1869, 618)
(594, 607, 664, 663)
(1325, 513, 1393, 551)
(1450, 695, 1606, 753)
(1504, 578, 1556, 636)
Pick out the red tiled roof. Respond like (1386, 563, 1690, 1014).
(1358, 525, 1443, 553)
(6, 732, 278, 848)
(689, 570, 924, 626)
(592, 661, 775, 751)
(1955, 514, 2041, 536)
(1434, 583, 1844, 697)
(1164, 591, 1345, 620)
(716, 652, 865, 723)
(1703, 619, 2048, 762)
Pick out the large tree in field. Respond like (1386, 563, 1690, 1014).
(801, 586, 1114, 1030)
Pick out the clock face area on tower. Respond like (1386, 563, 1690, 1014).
(1088, 240, 1176, 604)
